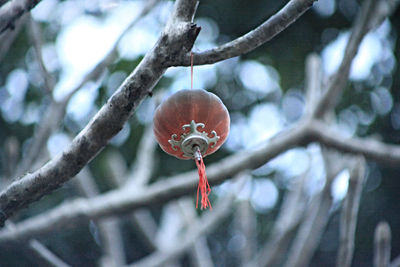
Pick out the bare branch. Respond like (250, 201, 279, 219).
(336, 156, 366, 267)
(374, 221, 391, 267)
(312, 0, 381, 118)
(29, 239, 71, 267)
(308, 120, 400, 167)
(390, 255, 400, 267)
(0, 0, 200, 226)
(0, 0, 42, 34)
(256, 170, 309, 266)
(283, 149, 346, 267)
(237, 200, 257, 267)
(27, 14, 54, 94)
(74, 168, 126, 266)
(0, 123, 308, 243)
(173, 0, 317, 66)
(304, 53, 323, 116)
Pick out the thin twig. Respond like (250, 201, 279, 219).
(336, 156, 366, 267)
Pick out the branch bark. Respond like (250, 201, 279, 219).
(0, 0, 42, 34)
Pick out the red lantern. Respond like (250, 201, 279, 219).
(153, 89, 230, 209)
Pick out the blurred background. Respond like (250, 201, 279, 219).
(0, 0, 399, 266)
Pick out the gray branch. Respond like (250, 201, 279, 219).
(312, 0, 391, 118)
(28, 239, 71, 267)
(173, 0, 317, 66)
(336, 157, 366, 267)
(0, 0, 42, 34)
(283, 149, 347, 267)
(374, 221, 391, 267)
(308, 120, 400, 167)
(0, 0, 200, 226)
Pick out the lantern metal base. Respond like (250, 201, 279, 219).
(169, 120, 219, 159)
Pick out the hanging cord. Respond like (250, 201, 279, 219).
(190, 52, 194, 89)
(193, 146, 212, 210)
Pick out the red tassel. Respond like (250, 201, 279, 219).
(195, 155, 212, 210)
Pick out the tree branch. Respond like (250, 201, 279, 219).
(336, 156, 366, 267)
(0, 0, 42, 34)
(312, 0, 382, 118)
(0, 0, 200, 226)
(173, 0, 317, 66)
(308, 120, 400, 167)
(374, 221, 391, 267)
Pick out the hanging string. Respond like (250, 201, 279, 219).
(190, 52, 194, 89)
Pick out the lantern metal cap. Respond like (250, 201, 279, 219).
(169, 120, 220, 159)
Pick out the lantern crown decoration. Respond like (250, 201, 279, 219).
(153, 89, 230, 209)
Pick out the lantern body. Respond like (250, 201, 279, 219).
(153, 89, 230, 160)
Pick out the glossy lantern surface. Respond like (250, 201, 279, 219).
(153, 89, 230, 159)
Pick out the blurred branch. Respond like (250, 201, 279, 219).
(28, 239, 71, 267)
(178, 198, 214, 267)
(390, 255, 400, 267)
(283, 149, 347, 267)
(256, 169, 309, 266)
(308, 120, 400, 167)
(374, 221, 391, 267)
(5, 222, 71, 267)
(312, 0, 383, 118)
(0, 0, 200, 225)
(27, 14, 54, 94)
(13, 0, 160, 178)
(0, 0, 42, 34)
(336, 156, 366, 267)
(129, 175, 248, 267)
(237, 200, 257, 267)
(106, 125, 159, 252)
(74, 168, 126, 266)
(173, 0, 316, 66)
(0, 12, 27, 62)
(304, 53, 322, 117)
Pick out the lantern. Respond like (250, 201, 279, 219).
(153, 89, 230, 209)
